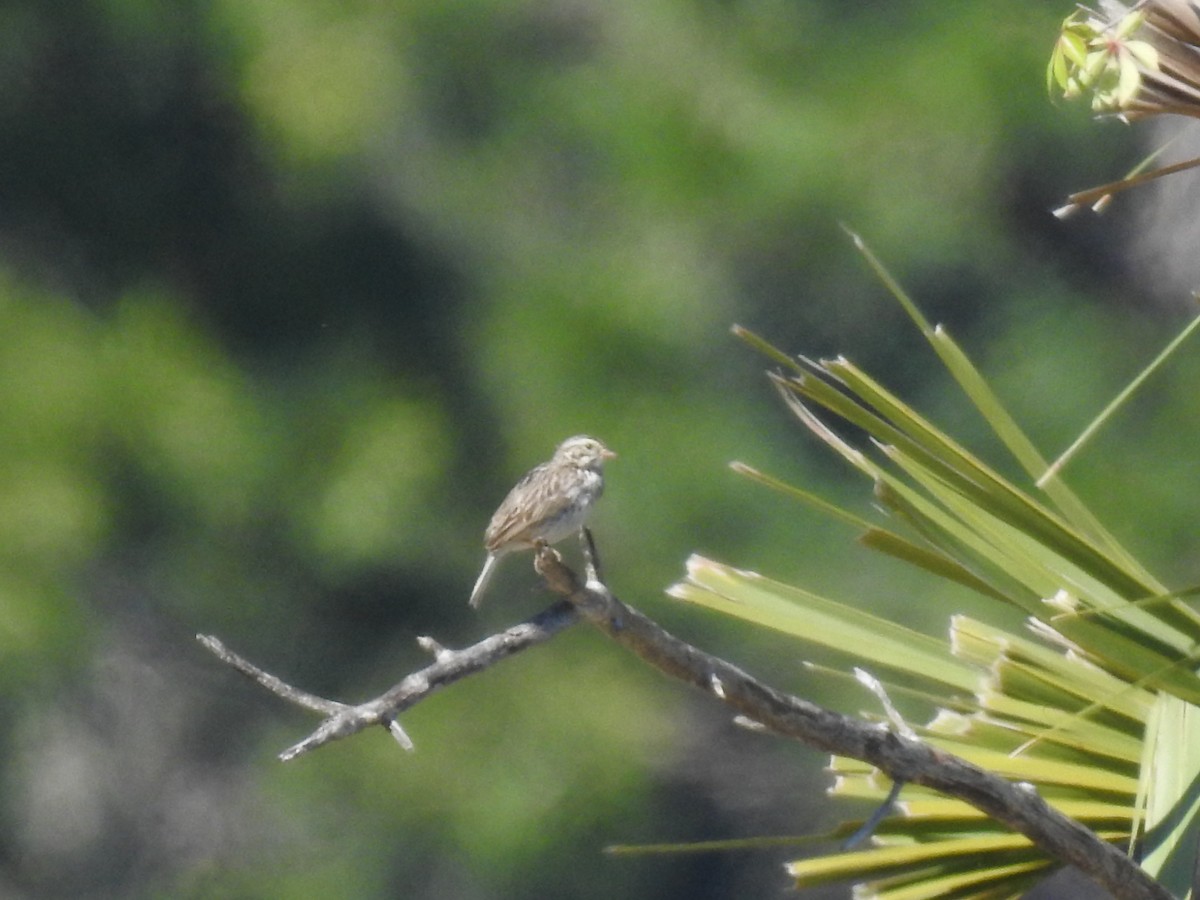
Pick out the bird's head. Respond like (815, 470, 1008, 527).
(555, 435, 616, 469)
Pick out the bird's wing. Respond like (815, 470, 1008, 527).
(484, 461, 575, 550)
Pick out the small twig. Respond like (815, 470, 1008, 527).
(1053, 154, 1200, 218)
(196, 635, 348, 716)
(416, 635, 454, 663)
(854, 667, 916, 740)
(841, 778, 906, 851)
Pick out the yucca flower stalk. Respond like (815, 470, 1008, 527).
(1050, 1, 1200, 213)
(1050, 2, 1200, 118)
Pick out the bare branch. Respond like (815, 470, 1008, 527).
(198, 538, 1166, 900)
(197, 599, 579, 760)
(197, 634, 348, 716)
(531, 544, 1169, 900)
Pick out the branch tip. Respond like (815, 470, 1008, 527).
(733, 715, 768, 733)
(387, 718, 415, 752)
(416, 635, 452, 662)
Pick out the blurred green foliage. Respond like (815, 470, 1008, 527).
(0, 1, 1189, 898)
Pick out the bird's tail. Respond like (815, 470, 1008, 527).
(469, 553, 499, 608)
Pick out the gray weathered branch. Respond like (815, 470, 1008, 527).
(198, 539, 1167, 900)
(198, 599, 578, 760)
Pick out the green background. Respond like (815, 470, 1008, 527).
(1, 2, 1193, 898)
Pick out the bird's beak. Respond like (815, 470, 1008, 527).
(602, 448, 617, 460)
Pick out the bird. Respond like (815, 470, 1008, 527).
(469, 435, 615, 608)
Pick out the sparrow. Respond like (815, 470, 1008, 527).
(469, 435, 615, 608)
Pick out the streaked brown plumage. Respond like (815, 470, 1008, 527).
(469, 435, 615, 608)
